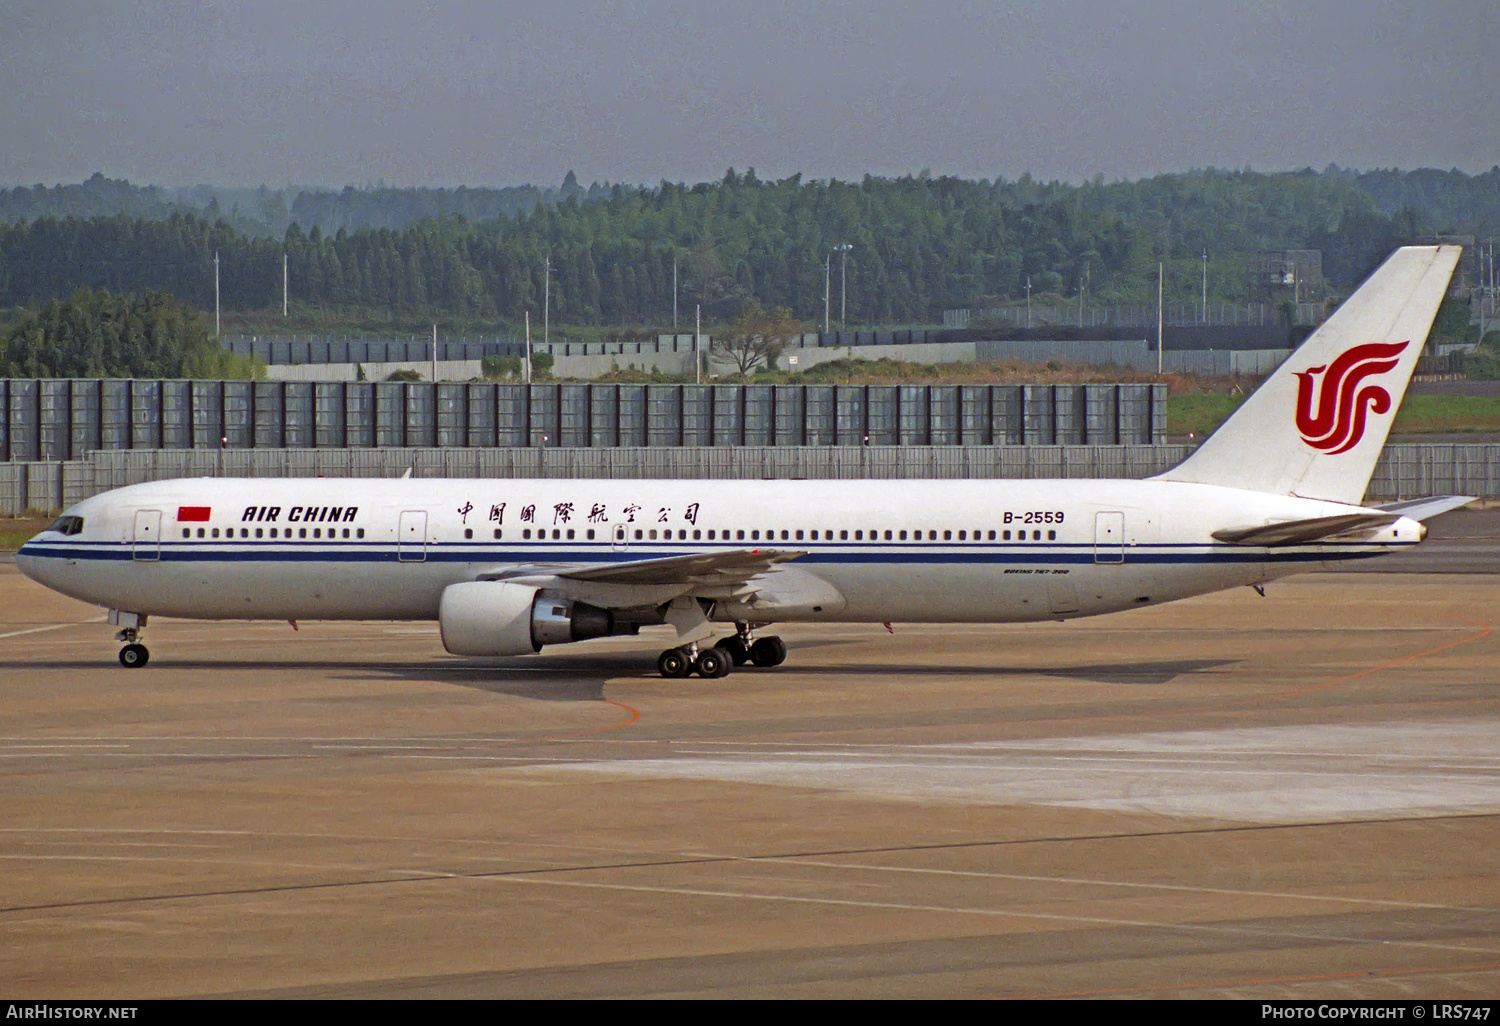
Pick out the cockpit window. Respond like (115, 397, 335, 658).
(48, 515, 84, 536)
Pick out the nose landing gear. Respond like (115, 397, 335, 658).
(111, 610, 150, 668)
(118, 640, 149, 668)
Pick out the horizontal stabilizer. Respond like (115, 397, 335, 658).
(1212, 513, 1400, 547)
(1373, 496, 1475, 522)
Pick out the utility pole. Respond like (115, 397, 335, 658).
(431, 323, 438, 383)
(282, 252, 288, 319)
(1025, 276, 1032, 329)
(1201, 250, 1208, 324)
(672, 255, 678, 332)
(1157, 262, 1164, 375)
(543, 256, 550, 348)
(214, 251, 221, 338)
(695, 303, 702, 385)
(524, 310, 532, 384)
(837, 243, 852, 327)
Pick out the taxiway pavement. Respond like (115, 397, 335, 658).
(0, 558, 1496, 998)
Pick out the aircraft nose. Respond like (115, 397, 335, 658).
(15, 533, 51, 584)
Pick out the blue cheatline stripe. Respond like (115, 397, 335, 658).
(19, 540, 1406, 567)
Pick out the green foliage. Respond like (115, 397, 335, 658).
(384, 368, 423, 382)
(712, 305, 802, 376)
(531, 351, 554, 376)
(0, 287, 260, 378)
(1429, 296, 1477, 347)
(481, 354, 522, 379)
(1465, 330, 1500, 381)
(0, 167, 1490, 329)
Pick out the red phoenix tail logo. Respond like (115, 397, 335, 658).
(1293, 340, 1410, 454)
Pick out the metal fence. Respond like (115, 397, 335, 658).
(943, 301, 1316, 329)
(0, 380, 1167, 461)
(2, 443, 1494, 517)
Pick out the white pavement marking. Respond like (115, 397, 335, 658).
(489, 875, 1500, 959)
(539, 720, 1500, 823)
(0, 620, 103, 640)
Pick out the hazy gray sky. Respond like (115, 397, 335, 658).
(3, 0, 1495, 188)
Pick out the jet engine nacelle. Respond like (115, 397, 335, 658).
(438, 581, 614, 657)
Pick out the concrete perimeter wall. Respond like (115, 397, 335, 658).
(3, 443, 1495, 517)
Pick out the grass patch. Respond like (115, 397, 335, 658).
(0, 518, 49, 551)
(1391, 395, 1500, 434)
(1167, 393, 1500, 437)
(1166, 394, 1246, 436)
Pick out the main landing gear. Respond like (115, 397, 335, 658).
(656, 624, 787, 679)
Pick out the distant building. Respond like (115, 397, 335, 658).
(1251, 250, 1324, 301)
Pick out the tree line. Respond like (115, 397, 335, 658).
(0, 289, 260, 378)
(0, 167, 1492, 328)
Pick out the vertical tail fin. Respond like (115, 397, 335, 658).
(1156, 245, 1461, 503)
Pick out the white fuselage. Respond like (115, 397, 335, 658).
(17, 476, 1421, 626)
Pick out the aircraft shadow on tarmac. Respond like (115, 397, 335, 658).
(0, 655, 1235, 700)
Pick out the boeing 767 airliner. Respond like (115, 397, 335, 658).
(17, 246, 1469, 677)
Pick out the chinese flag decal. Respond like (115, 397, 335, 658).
(177, 506, 211, 522)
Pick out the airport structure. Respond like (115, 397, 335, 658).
(222, 328, 1301, 379)
(0, 378, 1166, 461)
(0, 376, 1496, 515)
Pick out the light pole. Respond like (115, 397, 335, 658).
(837, 243, 852, 328)
(1025, 276, 1031, 329)
(823, 253, 830, 333)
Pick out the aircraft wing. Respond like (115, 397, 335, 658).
(554, 548, 808, 585)
(1212, 512, 1402, 546)
(474, 548, 810, 604)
